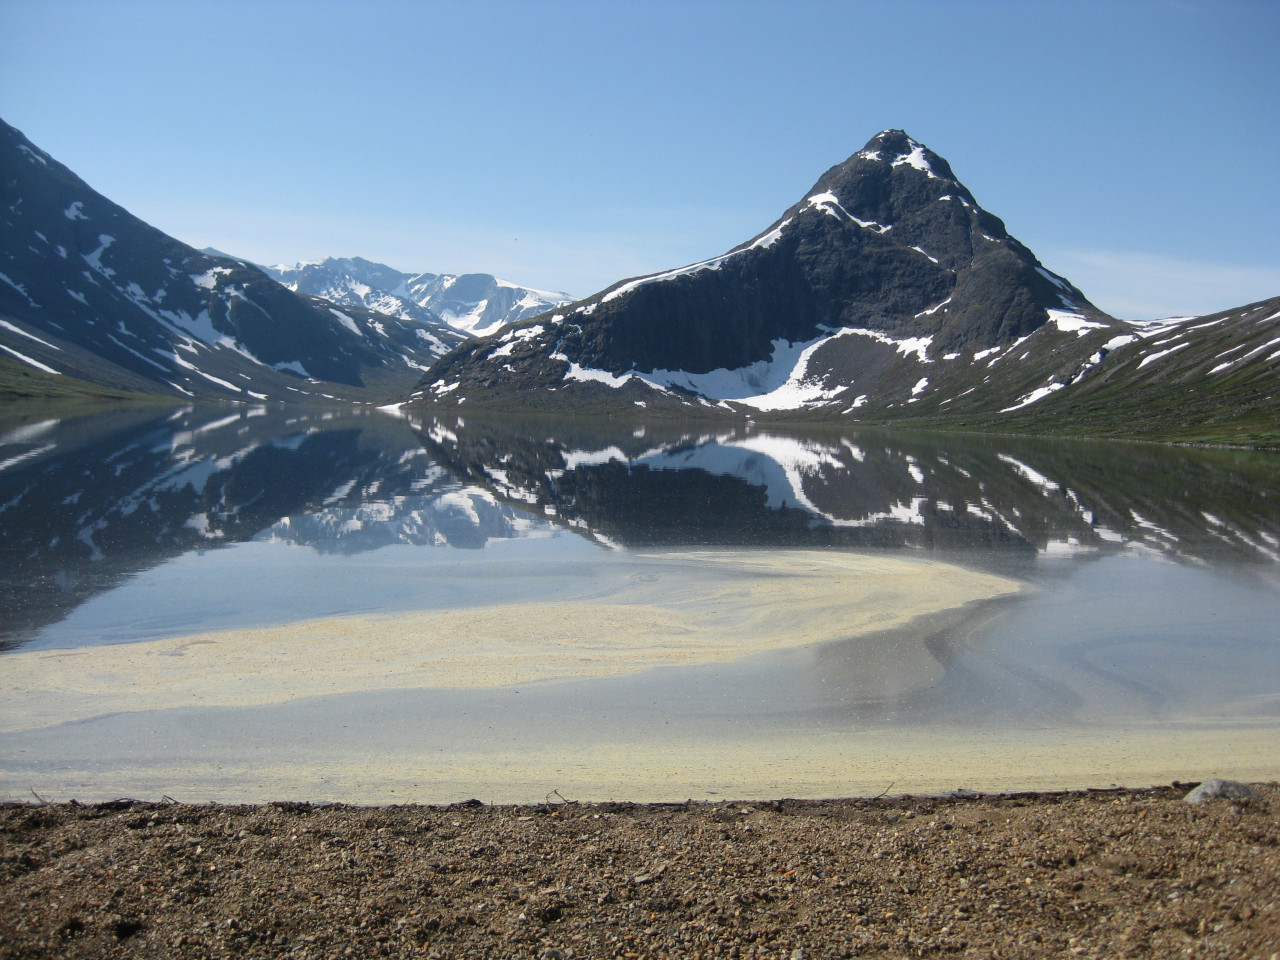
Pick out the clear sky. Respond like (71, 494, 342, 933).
(2, 0, 1277, 319)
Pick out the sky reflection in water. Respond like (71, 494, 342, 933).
(0, 404, 1277, 800)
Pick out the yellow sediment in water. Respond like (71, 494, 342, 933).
(1, 550, 1020, 733)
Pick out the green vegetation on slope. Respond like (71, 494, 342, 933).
(0, 355, 160, 404)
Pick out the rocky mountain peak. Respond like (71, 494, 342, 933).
(793, 130, 980, 246)
(857, 129, 957, 178)
(411, 130, 1116, 414)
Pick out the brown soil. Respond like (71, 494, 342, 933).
(2, 784, 1277, 959)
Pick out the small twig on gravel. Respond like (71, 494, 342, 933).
(161, 795, 179, 805)
(873, 781, 896, 800)
(546, 789, 572, 806)
(29, 788, 50, 806)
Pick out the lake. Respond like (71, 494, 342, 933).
(1, 403, 1277, 803)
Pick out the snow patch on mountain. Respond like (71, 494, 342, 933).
(805, 192, 891, 233)
(191, 268, 232, 291)
(626, 336, 824, 408)
(1102, 334, 1137, 351)
(554, 354, 642, 389)
(491, 324, 545, 358)
(82, 235, 115, 275)
(542, 323, 939, 411)
(0, 343, 61, 375)
(545, 325, 940, 412)
(891, 141, 941, 179)
(0, 272, 39, 309)
(1001, 382, 1064, 412)
(329, 308, 360, 336)
(843, 328, 934, 363)
(1048, 309, 1109, 336)
(1137, 342, 1190, 368)
(1128, 316, 1193, 338)
(915, 297, 951, 319)
(155, 306, 223, 347)
(601, 251, 741, 304)
(0, 318, 59, 350)
(1035, 266, 1074, 293)
(749, 218, 791, 250)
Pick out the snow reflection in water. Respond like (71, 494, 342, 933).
(0, 405, 1278, 801)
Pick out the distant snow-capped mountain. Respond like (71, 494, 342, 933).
(0, 118, 463, 401)
(260, 257, 573, 337)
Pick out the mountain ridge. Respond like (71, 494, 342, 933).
(410, 129, 1115, 408)
(2, 116, 1274, 445)
(256, 257, 573, 337)
(406, 131, 1278, 445)
(0, 118, 465, 401)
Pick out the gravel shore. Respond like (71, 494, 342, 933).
(2, 784, 1277, 959)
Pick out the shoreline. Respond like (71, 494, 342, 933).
(7, 723, 1277, 807)
(6, 778, 1276, 813)
(6, 779, 1262, 810)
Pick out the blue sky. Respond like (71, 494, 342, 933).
(3, 0, 1278, 319)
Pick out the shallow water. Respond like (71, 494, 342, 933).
(0, 404, 1277, 801)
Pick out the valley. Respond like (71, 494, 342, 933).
(1, 118, 1275, 446)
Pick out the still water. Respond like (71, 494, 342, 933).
(1, 404, 1277, 802)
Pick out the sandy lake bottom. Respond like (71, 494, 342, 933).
(3, 547, 1277, 804)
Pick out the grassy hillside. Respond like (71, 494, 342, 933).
(0, 355, 161, 404)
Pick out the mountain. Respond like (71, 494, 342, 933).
(0, 118, 465, 401)
(407, 131, 1278, 445)
(922, 293, 1280, 445)
(409, 130, 1111, 410)
(260, 257, 573, 337)
(204, 252, 446, 334)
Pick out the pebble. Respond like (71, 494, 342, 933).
(1182, 778, 1258, 804)
(3, 785, 1277, 958)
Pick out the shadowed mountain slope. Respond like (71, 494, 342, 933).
(0, 119, 463, 401)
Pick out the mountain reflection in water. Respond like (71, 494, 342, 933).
(0, 404, 1277, 652)
(419, 415, 1279, 566)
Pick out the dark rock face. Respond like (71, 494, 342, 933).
(0, 119, 448, 399)
(413, 130, 1110, 411)
(579, 129, 1099, 373)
